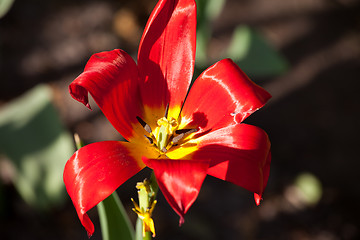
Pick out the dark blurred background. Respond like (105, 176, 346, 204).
(1, 0, 360, 239)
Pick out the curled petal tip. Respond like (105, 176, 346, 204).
(254, 193, 262, 206)
(179, 216, 185, 227)
(85, 103, 92, 110)
(69, 84, 92, 110)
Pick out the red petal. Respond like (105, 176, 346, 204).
(138, 0, 197, 119)
(63, 141, 151, 236)
(143, 157, 209, 225)
(192, 123, 271, 196)
(254, 193, 262, 206)
(181, 59, 271, 132)
(69, 49, 143, 141)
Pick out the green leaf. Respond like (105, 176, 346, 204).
(226, 25, 289, 77)
(196, 0, 225, 22)
(0, 0, 15, 19)
(97, 192, 135, 240)
(0, 84, 74, 209)
(204, 0, 226, 21)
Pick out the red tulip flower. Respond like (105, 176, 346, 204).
(64, 0, 271, 236)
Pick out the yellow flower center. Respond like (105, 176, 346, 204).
(152, 117, 178, 153)
(136, 105, 198, 157)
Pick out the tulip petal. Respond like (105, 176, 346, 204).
(138, 0, 197, 120)
(143, 157, 209, 225)
(254, 193, 262, 206)
(69, 49, 143, 141)
(181, 59, 271, 132)
(63, 141, 157, 236)
(192, 123, 271, 196)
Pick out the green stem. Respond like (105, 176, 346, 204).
(135, 218, 152, 240)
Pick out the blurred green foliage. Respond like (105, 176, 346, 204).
(195, 0, 226, 67)
(0, 84, 74, 210)
(0, 0, 14, 18)
(295, 172, 323, 206)
(227, 26, 289, 77)
(195, 0, 288, 78)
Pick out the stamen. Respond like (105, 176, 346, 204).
(138, 111, 198, 153)
(175, 128, 198, 135)
(172, 129, 198, 145)
(136, 116, 152, 133)
(172, 133, 184, 145)
(144, 135, 153, 144)
(164, 103, 169, 119)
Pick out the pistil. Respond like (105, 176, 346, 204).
(136, 105, 198, 154)
(154, 117, 178, 152)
